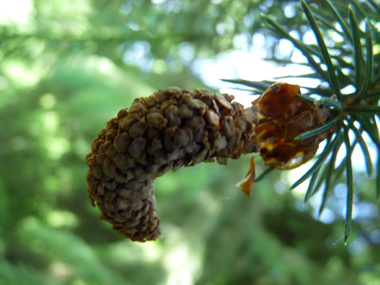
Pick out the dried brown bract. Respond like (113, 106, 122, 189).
(253, 83, 334, 170)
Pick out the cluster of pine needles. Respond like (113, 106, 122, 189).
(225, 0, 380, 243)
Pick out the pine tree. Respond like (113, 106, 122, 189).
(225, 0, 380, 243)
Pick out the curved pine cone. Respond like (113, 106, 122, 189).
(85, 87, 261, 242)
(86, 83, 335, 242)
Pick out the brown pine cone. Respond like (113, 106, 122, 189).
(86, 83, 335, 242)
(86, 87, 261, 242)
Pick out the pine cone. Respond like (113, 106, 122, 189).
(86, 87, 261, 242)
(86, 83, 335, 242)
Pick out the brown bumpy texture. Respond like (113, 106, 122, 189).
(86, 87, 262, 242)
(86, 83, 334, 242)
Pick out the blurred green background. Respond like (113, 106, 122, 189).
(1, 0, 380, 284)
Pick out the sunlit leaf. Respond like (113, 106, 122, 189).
(299, 86, 334, 97)
(263, 58, 311, 67)
(318, 134, 343, 217)
(295, 116, 340, 140)
(261, 14, 328, 82)
(304, 167, 321, 204)
(346, 106, 380, 114)
(274, 73, 324, 80)
(301, 0, 342, 101)
(321, 0, 354, 44)
(335, 69, 355, 87)
(332, 138, 359, 186)
(303, 44, 323, 60)
(221, 79, 273, 92)
(313, 164, 329, 196)
(349, 7, 365, 101)
(368, 0, 380, 13)
(346, 118, 373, 177)
(297, 93, 315, 105)
(319, 97, 342, 111)
(343, 126, 354, 244)
(290, 131, 341, 190)
(350, 0, 368, 18)
(353, 115, 380, 147)
(313, 13, 345, 37)
(356, 19, 374, 101)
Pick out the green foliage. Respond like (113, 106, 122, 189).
(0, 259, 62, 285)
(229, 0, 380, 242)
(0, 0, 380, 284)
(0, 0, 299, 70)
